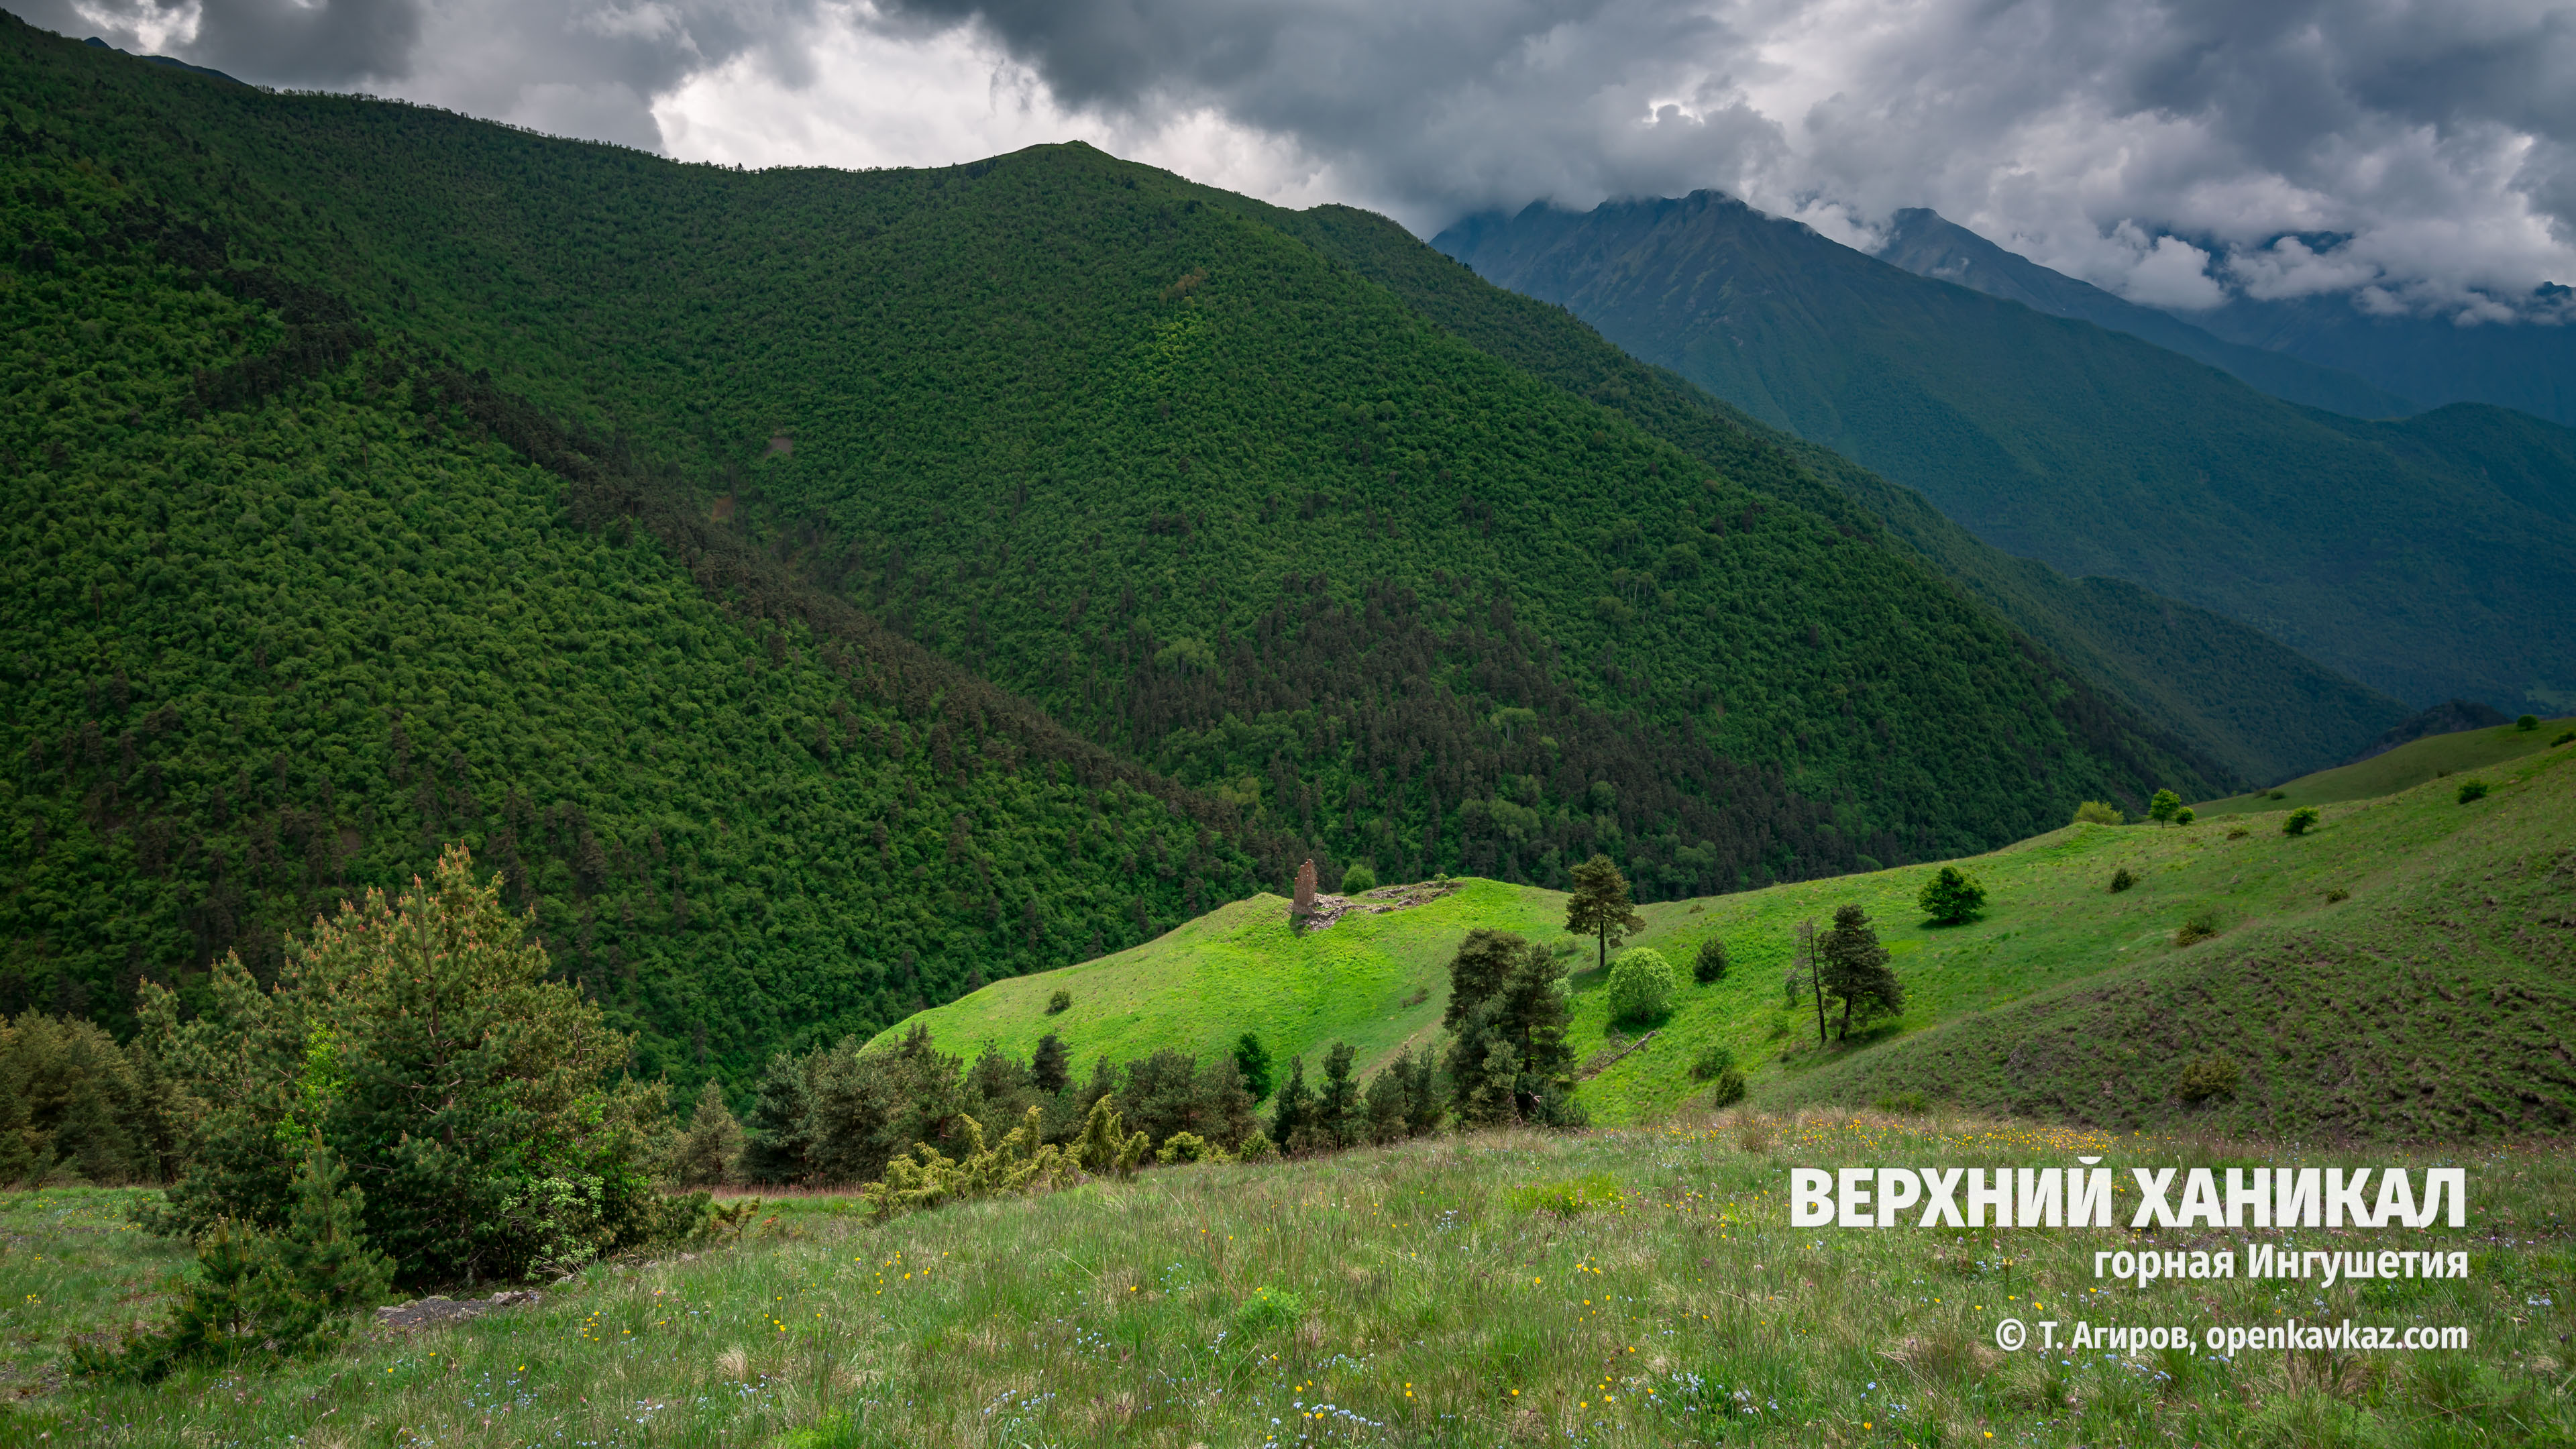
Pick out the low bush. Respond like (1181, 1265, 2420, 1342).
(1507, 1173, 1624, 1216)
(2108, 867, 2137, 893)
(2324, 888, 2351, 903)
(1917, 865, 1987, 925)
(1046, 988, 1073, 1014)
(2072, 800, 2123, 825)
(1692, 937, 1729, 985)
(1688, 1043, 1736, 1082)
(137, 846, 667, 1288)
(78, 1143, 392, 1381)
(2283, 806, 2320, 835)
(2227, 826, 2251, 840)
(1732, 1114, 1772, 1152)
(2176, 1056, 2242, 1104)
(1230, 1286, 1307, 1336)
(1338, 863, 1377, 894)
(2174, 912, 2224, 947)
(1707, 1069, 1747, 1108)
(1155, 1131, 1229, 1165)
(1605, 947, 1676, 1024)
(2173, 806, 2196, 826)
(859, 1107, 1080, 1222)
(2456, 779, 2489, 804)
(2554, 731, 2574, 747)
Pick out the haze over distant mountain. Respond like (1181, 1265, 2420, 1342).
(1435, 193, 2576, 719)
(1874, 208, 2576, 431)
(1874, 209, 2416, 420)
(2181, 290, 2576, 430)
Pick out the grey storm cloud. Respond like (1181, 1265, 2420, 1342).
(39, 0, 828, 150)
(28, 0, 2576, 311)
(872, 0, 2576, 311)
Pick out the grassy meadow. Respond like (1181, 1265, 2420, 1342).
(7, 1116, 2569, 1446)
(864, 879, 1566, 1080)
(887, 734, 2576, 1138)
(2195, 718, 2575, 818)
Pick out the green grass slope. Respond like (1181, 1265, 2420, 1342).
(1762, 741, 2575, 1138)
(867, 877, 1564, 1078)
(13, 1132, 2573, 1446)
(2196, 718, 2575, 817)
(1436, 194, 2576, 715)
(883, 730, 2573, 1142)
(0, 21, 2231, 918)
(1252, 201, 2403, 783)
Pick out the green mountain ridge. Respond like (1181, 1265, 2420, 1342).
(1232, 201, 2405, 786)
(1434, 192, 2576, 716)
(4, 19, 2237, 1083)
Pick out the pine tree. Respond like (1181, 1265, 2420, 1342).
(1267, 1055, 1315, 1148)
(1308, 1041, 1360, 1150)
(1360, 1057, 1409, 1144)
(1817, 904, 1903, 1040)
(1564, 854, 1644, 972)
(672, 1079, 745, 1187)
(1030, 1032, 1071, 1095)
(258, 1140, 394, 1350)
(1231, 1030, 1274, 1102)
(1402, 1042, 1444, 1137)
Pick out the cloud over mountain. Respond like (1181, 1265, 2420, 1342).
(30, 0, 2576, 317)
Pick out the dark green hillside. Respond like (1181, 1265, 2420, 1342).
(1233, 201, 2404, 784)
(1, 17, 2222, 899)
(0, 149, 1281, 1083)
(1436, 194, 2576, 716)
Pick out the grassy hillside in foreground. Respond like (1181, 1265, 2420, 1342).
(9, 1128, 2569, 1446)
(2196, 718, 2575, 816)
(886, 736, 2575, 1140)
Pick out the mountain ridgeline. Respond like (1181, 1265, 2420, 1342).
(7, 15, 2253, 1082)
(1222, 201, 2407, 786)
(1435, 193, 2576, 718)
(1874, 208, 2416, 419)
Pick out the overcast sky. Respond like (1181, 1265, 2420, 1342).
(34, 0, 2576, 319)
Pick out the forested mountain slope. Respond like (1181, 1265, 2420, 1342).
(5, 18, 2221, 862)
(1436, 193, 2576, 716)
(1236, 202, 2405, 785)
(0, 146, 1286, 1083)
(6, 18, 2235, 1078)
